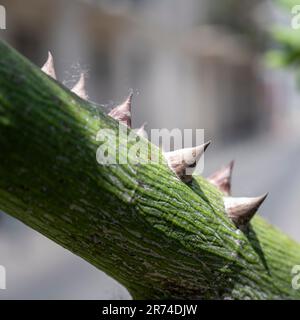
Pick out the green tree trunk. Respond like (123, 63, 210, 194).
(0, 40, 299, 299)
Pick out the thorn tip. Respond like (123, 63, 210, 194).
(224, 193, 268, 229)
(165, 141, 210, 183)
(41, 51, 57, 79)
(108, 92, 133, 127)
(136, 122, 147, 138)
(208, 160, 234, 195)
(71, 73, 88, 100)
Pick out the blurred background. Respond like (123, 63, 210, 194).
(0, 0, 299, 299)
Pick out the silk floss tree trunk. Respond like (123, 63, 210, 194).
(0, 40, 300, 299)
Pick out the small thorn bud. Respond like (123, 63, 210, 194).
(165, 141, 210, 183)
(135, 122, 147, 138)
(108, 92, 132, 127)
(71, 73, 88, 100)
(224, 193, 268, 229)
(208, 160, 234, 196)
(41, 51, 56, 79)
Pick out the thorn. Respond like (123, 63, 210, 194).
(135, 122, 147, 138)
(108, 92, 133, 128)
(165, 141, 211, 183)
(224, 193, 268, 229)
(208, 160, 234, 196)
(71, 73, 88, 100)
(41, 51, 56, 79)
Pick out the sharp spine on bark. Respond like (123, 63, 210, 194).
(208, 160, 234, 196)
(71, 73, 88, 100)
(41, 51, 56, 80)
(108, 92, 133, 127)
(224, 193, 268, 230)
(136, 122, 147, 138)
(165, 141, 211, 183)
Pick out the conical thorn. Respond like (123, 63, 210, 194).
(208, 160, 234, 196)
(135, 122, 147, 138)
(108, 92, 133, 127)
(71, 73, 88, 100)
(165, 141, 211, 183)
(41, 51, 56, 79)
(224, 193, 268, 229)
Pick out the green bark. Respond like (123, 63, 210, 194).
(0, 40, 299, 299)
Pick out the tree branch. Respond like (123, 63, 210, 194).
(0, 40, 299, 299)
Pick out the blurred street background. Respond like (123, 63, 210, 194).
(0, 0, 299, 299)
